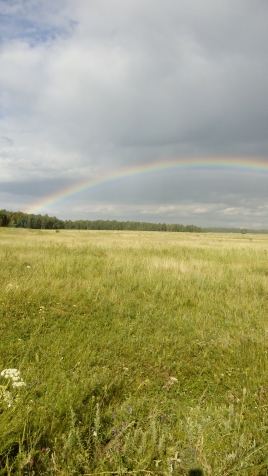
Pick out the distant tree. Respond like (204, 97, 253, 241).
(0, 211, 10, 227)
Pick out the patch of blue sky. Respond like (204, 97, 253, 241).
(0, 13, 77, 46)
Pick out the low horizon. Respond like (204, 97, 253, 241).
(2, 207, 268, 232)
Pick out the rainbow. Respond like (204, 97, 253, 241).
(26, 156, 268, 214)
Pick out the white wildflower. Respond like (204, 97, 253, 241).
(0, 389, 13, 407)
(1, 369, 26, 409)
(12, 375, 21, 382)
(1, 368, 26, 386)
(169, 377, 178, 382)
(1, 368, 21, 380)
(12, 381, 26, 388)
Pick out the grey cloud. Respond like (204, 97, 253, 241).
(0, 135, 13, 145)
(0, 0, 268, 227)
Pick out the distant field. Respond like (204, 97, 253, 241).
(1, 229, 268, 475)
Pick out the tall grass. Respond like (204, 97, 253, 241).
(1, 229, 268, 475)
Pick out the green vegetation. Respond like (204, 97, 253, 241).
(2, 209, 268, 234)
(0, 209, 202, 232)
(1, 229, 268, 475)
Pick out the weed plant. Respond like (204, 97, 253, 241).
(1, 229, 268, 475)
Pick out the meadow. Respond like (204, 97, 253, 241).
(1, 228, 268, 476)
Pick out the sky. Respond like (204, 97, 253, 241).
(1, 0, 268, 228)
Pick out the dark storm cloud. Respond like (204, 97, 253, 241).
(0, 0, 268, 227)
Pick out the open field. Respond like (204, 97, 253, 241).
(1, 229, 268, 475)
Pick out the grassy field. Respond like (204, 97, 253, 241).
(1, 228, 268, 475)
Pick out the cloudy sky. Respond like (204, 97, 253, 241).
(1, 0, 268, 228)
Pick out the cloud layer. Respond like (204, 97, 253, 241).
(1, 0, 268, 227)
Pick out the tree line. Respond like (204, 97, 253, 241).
(0, 209, 202, 232)
(2, 209, 267, 233)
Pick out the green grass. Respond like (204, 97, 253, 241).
(1, 229, 268, 475)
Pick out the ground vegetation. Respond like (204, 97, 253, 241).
(1, 229, 268, 475)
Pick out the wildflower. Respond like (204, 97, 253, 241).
(1, 368, 26, 387)
(12, 381, 26, 388)
(1, 368, 21, 380)
(0, 389, 13, 407)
